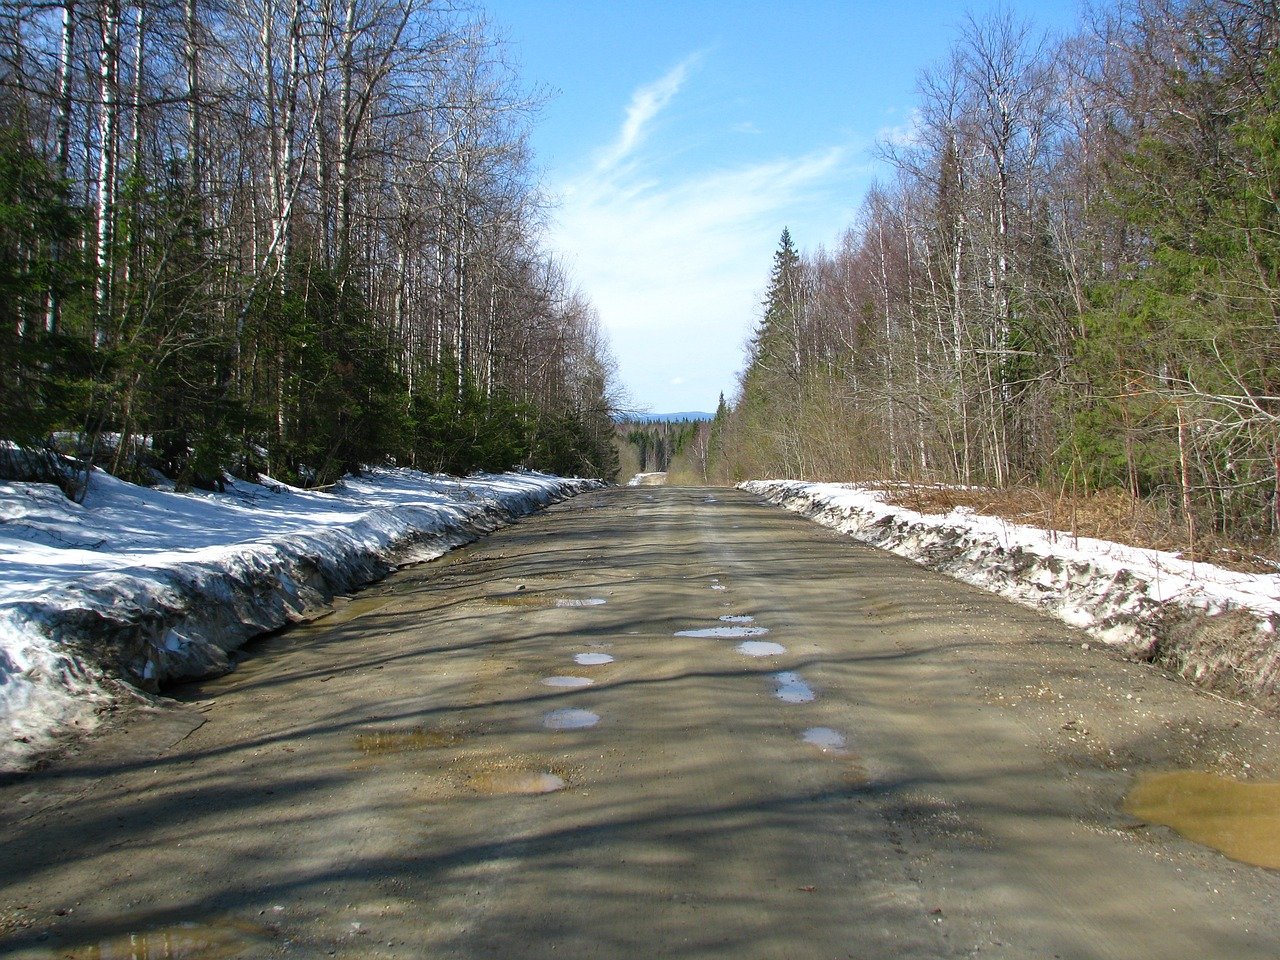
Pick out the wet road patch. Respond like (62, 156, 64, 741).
(802, 727, 849, 753)
(736, 640, 787, 657)
(541, 675, 594, 688)
(468, 770, 568, 795)
(675, 625, 770, 638)
(354, 727, 461, 756)
(542, 708, 601, 730)
(771, 672, 816, 703)
(1124, 770, 1280, 869)
(54, 919, 276, 959)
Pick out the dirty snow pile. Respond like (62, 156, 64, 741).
(743, 480, 1280, 701)
(1, 468, 599, 770)
(626, 472, 667, 486)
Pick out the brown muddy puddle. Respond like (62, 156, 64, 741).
(1124, 770, 1280, 869)
(467, 770, 567, 795)
(54, 919, 274, 959)
(353, 726, 462, 756)
(484, 593, 605, 608)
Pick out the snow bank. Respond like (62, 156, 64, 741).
(1, 468, 599, 771)
(743, 480, 1280, 704)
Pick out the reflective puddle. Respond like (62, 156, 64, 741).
(802, 727, 849, 753)
(1123, 770, 1280, 869)
(354, 727, 460, 755)
(58, 920, 274, 959)
(719, 615, 755, 623)
(543, 708, 601, 730)
(541, 675, 594, 688)
(675, 625, 770, 639)
(736, 640, 787, 657)
(772, 672, 815, 703)
(711, 585, 727, 591)
(555, 598, 607, 607)
(469, 771, 567, 795)
(573, 653, 614, 665)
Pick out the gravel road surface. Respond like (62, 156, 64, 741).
(3, 485, 1279, 959)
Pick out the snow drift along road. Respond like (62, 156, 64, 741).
(743, 480, 1280, 705)
(1, 468, 599, 771)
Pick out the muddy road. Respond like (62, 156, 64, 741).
(3, 485, 1280, 959)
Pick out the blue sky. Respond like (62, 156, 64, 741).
(483, 0, 1083, 414)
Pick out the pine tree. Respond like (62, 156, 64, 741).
(751, 228, 805, 385)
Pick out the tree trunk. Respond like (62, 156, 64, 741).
(94, 0, 122, 345)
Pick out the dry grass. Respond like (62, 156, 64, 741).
(881, 484, 1280, 574)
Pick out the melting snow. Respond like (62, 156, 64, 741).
(0, 467, 599, 771)
(743, 480, 1280, 695)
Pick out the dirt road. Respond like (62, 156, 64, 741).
(3, 485, 1280, 959)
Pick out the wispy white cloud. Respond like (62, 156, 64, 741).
(594, 56, 699, 173)
(549, 58, 859, 412)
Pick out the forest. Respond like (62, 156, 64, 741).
(614, 417, 710, 482)
(0, 0, 619, 495)
(713, 0, 1280, 553)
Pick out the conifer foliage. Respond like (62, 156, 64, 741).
(0, 0, 618, 493)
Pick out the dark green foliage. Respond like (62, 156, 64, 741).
(272, 263, 411, 485)
(1063, 50, 1280, 527)
(0, 122, 93, 475)
(616, 419, 701, 473)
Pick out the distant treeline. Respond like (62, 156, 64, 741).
(713, 0, 1280, 546)
(0, 0, 618, 495)
(615, 417, 711, 481)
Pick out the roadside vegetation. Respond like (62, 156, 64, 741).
(614, 417, 712, 484)
(711, 0, 1280, 564)
(0, 0, 619, 497)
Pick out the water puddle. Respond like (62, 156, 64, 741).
(573, 653, 615, 665)
(675, 625, 770, 639)
(543, 708, 601, 730)
(541, 675, 594, 688)
(736, 640, 787, 657)
(469, 770, 567, 795)
(58, 919, 274, 959)
(1123, 770, 1280, 869)
(353, 727, 460, 755)
(555, 598, 607, 607)
(321, 594, 396, 626)
(710, 585, 727, 591)
(772, 671, 815, 703)
(719, 615, 755, 623)
(486, 592, 553, 607)
(802, 727, 849, 754)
